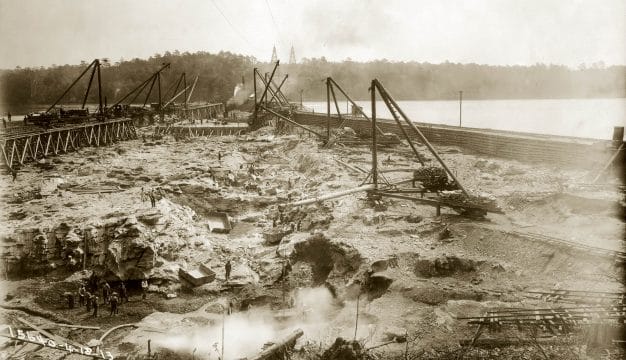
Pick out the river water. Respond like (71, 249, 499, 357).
(304, 98, 625, 140)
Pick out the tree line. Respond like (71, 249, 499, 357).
(1, 51, 624, 113)
(0, 51, 255, 112)
(278, 58, 625, 101)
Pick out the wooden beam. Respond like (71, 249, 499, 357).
(9, 140, 17, 168)
(249, 329, 303, 360)
(0, 140, 10, 168)
(20, 137, 30, 164)
(592, 143, 624, 183)
(44, 134, 52, 156)
(16, 316, 87, 350)
(64, 131, 70, 152)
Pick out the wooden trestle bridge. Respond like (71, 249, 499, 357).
(175, 103, 225, 120)
(0, 119, 137, 170)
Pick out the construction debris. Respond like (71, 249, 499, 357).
(179, 264, 216, 287)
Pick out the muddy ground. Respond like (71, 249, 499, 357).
(0, 123, 624, 359)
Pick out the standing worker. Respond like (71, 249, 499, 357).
(78, 284, 86, 306)
(7, 112, 11, 122)
(141, 279, 148, 300)
(102, 282, 111, 305)
(120, 282, 128, 303)
(225, 260, 232, 282)
(227, 171, 235, 186)
(149, 191, 156, 208)
(281, 259, 292, 280)
(11, 168, 17, 182)
(92, 295, 99, 317)
(85, 291, 92, 312)
(66, 292, 75, 309)
(227, 300, 234, 315)
(109, 293, 119, 316)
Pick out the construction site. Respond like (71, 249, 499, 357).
(0, 58, 624, 360)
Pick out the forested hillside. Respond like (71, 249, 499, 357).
(0, 51, 255, 110)
(281, 58, 625, 101)
(1, 51, 624, 112)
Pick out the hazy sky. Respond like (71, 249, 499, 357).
(0, 0, 624, 69)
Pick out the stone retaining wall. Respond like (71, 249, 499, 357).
(293, 112, 617, 167)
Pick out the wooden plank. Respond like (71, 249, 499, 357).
(20, 137, 30, 164)
(54, 132, 61, 154)
(64, 131, 70, 152)
(0, 332, 107, 359)
(44, 323, 101, 330)
(44, 134, 52, 156)
(593, 143, 624, 183)
(9, 140, 17, 168)
(0, 140, 10, 168)
(16, 317, 87, 350)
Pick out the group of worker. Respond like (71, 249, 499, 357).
(65, 280, 148, 318)
(141, 187, 159, 208)
(271, 207, 302, 232)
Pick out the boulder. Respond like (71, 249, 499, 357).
(362, 212, 385, 226)
(322, 337, 364, 360)
(414, 255, 480, 278)
(229, 262, 260, 285)
(370, 257, 398, 273)
(103, 220, 156, 280)
(137, 210, 162, 226)
(381, 326, 407, 343)
(405, 215, 423, 223)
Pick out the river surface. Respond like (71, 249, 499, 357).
(1, 98, 624, 140)
(304, 98, 625, 140)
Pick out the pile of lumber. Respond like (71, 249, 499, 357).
(65, 183, 122, 194)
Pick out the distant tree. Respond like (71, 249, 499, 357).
(0, 52, 624, 109)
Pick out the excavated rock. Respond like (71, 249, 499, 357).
(321, 337, 368, 360)
(414, 255, 480, 278)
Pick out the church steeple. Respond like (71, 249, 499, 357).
(271, 45, 278, 63)
(289, 45, 296, 64)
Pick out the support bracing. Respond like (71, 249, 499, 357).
(371, 80, 378, 189)
(108, 63, 171, 112)
(46, 59, 98, 113)
(0, 119, 137, 171)
(372, 79, 468, 196)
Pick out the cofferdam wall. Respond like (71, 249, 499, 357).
(293, 112, 618, 167)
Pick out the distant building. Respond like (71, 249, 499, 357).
(271, 45, 278, 63)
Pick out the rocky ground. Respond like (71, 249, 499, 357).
(0, 122, 624, 359)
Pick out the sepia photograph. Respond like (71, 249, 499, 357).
(0, 0, 624, 359)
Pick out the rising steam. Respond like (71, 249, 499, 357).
(227, 83, 250, 106)
(144, 287, 339, 359)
